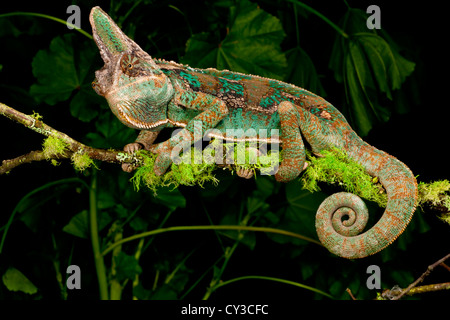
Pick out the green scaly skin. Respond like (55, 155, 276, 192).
(89, 7, 418, 259)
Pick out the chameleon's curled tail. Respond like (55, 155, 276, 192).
(315, 140, 418, 259)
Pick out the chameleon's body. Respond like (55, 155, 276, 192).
(89, 7, 417, 259)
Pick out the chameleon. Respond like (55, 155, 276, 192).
(89, 6, 418, 259)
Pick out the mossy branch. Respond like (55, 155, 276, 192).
(1, 102, 449, 221)
(0, 102, 130, 174)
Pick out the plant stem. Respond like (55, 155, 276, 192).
(202, 241, 240, 300)
(287, 0, 349, 38)
(180, 255, 223, 299)
(132, 238, 145, 300)
(51, 233, 67, 300)
(101, 225, 322, 256)
(89, 171, 109, 300)
(0, 12, 93, 39)
(109, 221, 123, 300)
(121, 0, 143, 25)
(209, 275, 334, 299)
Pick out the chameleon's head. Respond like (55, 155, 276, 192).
(89, 7, 174, 130)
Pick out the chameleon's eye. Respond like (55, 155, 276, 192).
(91, 79, 104, 96)
(120, 54, 140, 76)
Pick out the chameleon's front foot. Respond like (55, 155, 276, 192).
(121, 131, 159, 172)
(121, 142, 144, 172)
(121, 141, 173, 176)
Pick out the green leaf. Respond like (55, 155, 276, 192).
(69, 89, 100, 122)
(219, 212, 256, 250)
(343, 33, 414, 135)
(284, 184, 327, 240)
(62, 210, 89, 239)
(150, 285, 178, 300)
(284, 47, 325, 96)
(151, 186, 186, 210)
(130, 216, 149, 232)
(85, 112, 136, 149)
(63, 210, 112, 239)
(182, 0, 287, 79)
(16, 181, 78, 233)
(254, 176, 277, 199)
(133, 283, 152, 300)
(329, 9, 415, 136)
(268, 181, 327, 246)
(357, 33, 415, 95)
(0, 18, 22, 37)
(2, 268, 38, 295)
(114, 252, 142, 282)
(29, 34, 101, 118)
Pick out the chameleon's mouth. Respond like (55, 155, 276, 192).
(114, 103, 168, 130)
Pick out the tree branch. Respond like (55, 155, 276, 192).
(2, 101, 449, 217)
(387, 252, 450, 300)
(0, 102, 129, 174)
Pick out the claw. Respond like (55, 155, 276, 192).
(236, 167, 254, 179)
(121, 142, 144, 172)
(121, 163, 135, 173)
(124, 142, 143, 153)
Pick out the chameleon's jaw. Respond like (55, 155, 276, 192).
(103, 73, 175, 130)
(113, 102, 170, 130)
(106, 91, 172, 131)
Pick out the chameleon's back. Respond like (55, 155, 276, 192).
(158, 61, 342, 134)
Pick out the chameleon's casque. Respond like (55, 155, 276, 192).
(89, 6, 418, 259)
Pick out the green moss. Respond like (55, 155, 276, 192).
(130, 140, 282, 193)
(130, 149, 219, 194)
(301, 148, 388, 207)
(71, 151, 96, 172)
(223, 140, 281, 177)
(42, 135, 68, 159)
(418, 180, 450, 207)
(129, 142, 409, 211)
(418, 180, 450, 225)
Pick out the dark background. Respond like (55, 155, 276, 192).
(0, 0, 448, 301)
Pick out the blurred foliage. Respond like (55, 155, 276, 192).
(0, 0, 447, 301)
